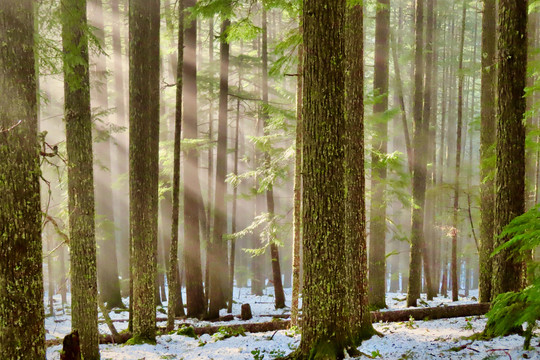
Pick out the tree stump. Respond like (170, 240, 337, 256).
(60, 330, 81, 360)
(241, 303, 252, 320)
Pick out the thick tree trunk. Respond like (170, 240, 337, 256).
(129, 0, 160, 342)
(183, 0, 206, 319)
(0, 1, 45, 357)
(369, 0, 390, 310)
(62, 0, 100, 357)
(491, 0, 527, 298)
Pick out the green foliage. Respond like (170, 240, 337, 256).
(483, 205, 540, 349)
(212, 326, 246, 340)
(176, 325, 198, 339)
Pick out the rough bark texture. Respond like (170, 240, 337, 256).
(407, 0, 426, 308)
(62, 0, 100, 357)
(491, 0, 527, 298)
(479, 0, 497, 304)
(90, 0, 123, 310)
(0, 1, 46, 357)
(183, 0, 206, 318)
(291, 40, 303, 327)
(369, 0, 390, 310)
(129, 0, 160, 342)
(262, 7, 286, 310)
(291, 0, 358, 357)
(209, 14, 231, 320)
(167, 0, 186, 331)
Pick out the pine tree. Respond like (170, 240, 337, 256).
(62, 0, 100, 356)
(491, 0, 528, 298)
(183, 0, 206, 318)
(0, 1, 46, 357)
(369, 0, 390, 310)
(129, 0, 160, 342)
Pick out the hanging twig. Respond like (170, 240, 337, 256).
(466, 192, 479, 251)
(0, 119, 22, 133)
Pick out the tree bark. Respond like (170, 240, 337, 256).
(0, 1, 45, 357)
(491, 0, 527, 298)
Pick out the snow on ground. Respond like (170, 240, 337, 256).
(45, 287, 540, 359)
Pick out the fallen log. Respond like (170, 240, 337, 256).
(371, 303, 490, 322)
(45, 303, 490, 347)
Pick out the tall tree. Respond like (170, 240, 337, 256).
(62, 0, 100, 357)
(491, 0, 528, 298)
(262, 5, 286, 310)
(0, 0, 45, 357)
(451, 0, 467, 303)
(167, 0, 186, 331)
(129, 0, 160, 342)
(183, 0, 206, 318)
(369, 0, 390, 310)
(345, 0, 376, 341)
(289, 0, 361, 356)
(209, 7, 231, 319)
(407, 0, 426, 308)
(90, 0, 123, 309)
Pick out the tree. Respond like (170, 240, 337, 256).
(90, 0, 123, 310)
(167, 0, 185, 331)
(288, 0, 359, 356)
(369, 0, 390, 310)
(209, 5, 231, 319)
(479, 0, 496, 304)
(0, 0, 46, 357)
(183, 0, 206, 318)
(407, 0, 427, 308)
(491, 0, 528, 298)
(451, 0, 467, 303)
(62, 0, 100, 356)
(345, 0, 376, 342)
(129, 0, 160, 342)
(262, 5, 286, 310)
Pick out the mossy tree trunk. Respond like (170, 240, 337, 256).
(0, 0, 45, 357)
(167, 0, 186, 331)
(491, 0, 527, 298)
(291, 0, 364, 357)
(129, 0, 160, 342)
(62, 0, 100, 357)
(209, 11, 231, 320)
(345, 2, 376, 342)
(369, 0, 390, 310)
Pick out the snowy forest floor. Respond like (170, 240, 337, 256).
(45, 287, 540, 359)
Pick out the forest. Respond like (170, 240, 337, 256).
(1, 0, 540, 359)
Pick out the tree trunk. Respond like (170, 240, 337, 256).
(291, 38, 303, 327)
(0, 1, 45, 356)
(62, 0, 100, 357)
(209, 13, 231, 320)
(369, 0, 390, 310)
(261, 7, 286, 310)
(183, 0, 206, 318)
(491, 0, 527, 298)
(89, 0, 123, 310)
(407, 0, 426, 308)
(167, 0, 186, 332)
(129, 0, 160, 342)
